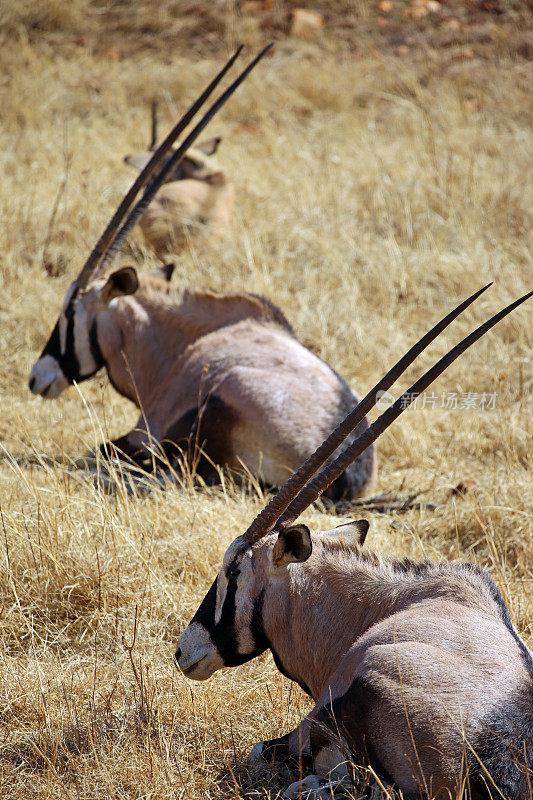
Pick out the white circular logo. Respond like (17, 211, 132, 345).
(375, 390, 395, 411)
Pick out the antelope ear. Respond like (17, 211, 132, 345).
(101, 267, 139, 304)
(328, 520, 369, 547)
(272, 524, 312, 569)
(205, 171, 225, 187)
(196, 137, 222, 156)
(124, 151, 152, 171)
(148, 263, 175, 282)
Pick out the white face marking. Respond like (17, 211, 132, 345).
(217, 541, 257, 656)
(215, 572, 227, 625)
(60, 284, 99, 378)
(72, 300, 98, 377)
(215, 537, 250, 624)
(28, 355, 69, 398)
(177, 536, 261, 682)
(176, 622, 223, 680)
(59, 316, 67, 354)
(30, 281, 102, 398)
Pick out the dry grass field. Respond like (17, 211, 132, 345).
(0, 2, 532, 798)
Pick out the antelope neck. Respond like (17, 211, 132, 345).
(260, 553, 394, 700)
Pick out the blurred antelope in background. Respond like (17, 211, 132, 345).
(176, 285, 533, 800)
(28, 47, 375, 500)
(124, 100, 233, 257)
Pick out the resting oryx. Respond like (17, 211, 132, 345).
(176, 285, 533, 800)
(124, 102, 234, 257)
(28, 46, 374, 499)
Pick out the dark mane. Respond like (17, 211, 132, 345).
(247, 293, 296, 336)
(138, 280, 296, 336)
(320, 538, 533, 672)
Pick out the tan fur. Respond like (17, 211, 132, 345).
(136, 179, 233, 257)
(95, 274, 372, 487)
(177, 524, 533, 798)
(251, 532, 524, 701)
(125, 141, 234, 257)
(31, 269, 375, 494)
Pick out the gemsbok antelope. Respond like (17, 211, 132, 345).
(28, 46, 374, 500)
(124, 102, 234, 257)
(176, 285, 533, 800)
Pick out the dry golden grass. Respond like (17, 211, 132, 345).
(0, 8, 532, 799)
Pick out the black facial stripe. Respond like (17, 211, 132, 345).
(39, 317, 80, 384)
(39, 289, 80, 383)
(216, 566, 244, 665)
(191, 578, 242, 665)
(38, 289, 103, 385)
(248, 588, 312, 696)
(190, 560, 312, 691)
(270, 647, 313, 697)
(191, 578, 217, 629)
(62, 306, 81, 382)
(89, 319, 105, 374)
(250, 589, 269, 653)
(40, 319, 62, 362)
(191, 554, 268, 668)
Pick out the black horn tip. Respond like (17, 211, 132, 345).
(504, 289, 533, 311)
(250, 284, 531, 536)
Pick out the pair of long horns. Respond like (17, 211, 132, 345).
(75, 43, 273, 290)
(243, 285, 532, 543)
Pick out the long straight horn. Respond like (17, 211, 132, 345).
(74, 44, 245, 290)
(242, 283, 492, 543)
(279, 289, 532, 526)
(150, 100, 158, 150)
(98, 42, 274, 274)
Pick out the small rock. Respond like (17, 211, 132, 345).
(105, 47, 122, 62)
(291, 9, 325, 39)
(446, 18, 462, 31)
(403, 0, 428, 19)
(241, 0, 267, 13)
